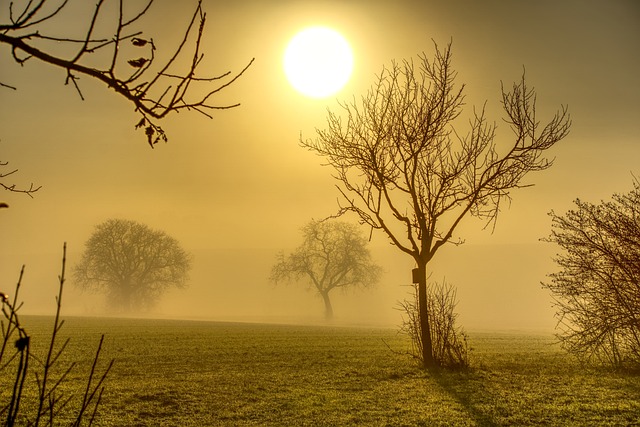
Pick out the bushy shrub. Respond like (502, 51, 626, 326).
(544, 180, 640, 369)
(398, 280, 471, 369)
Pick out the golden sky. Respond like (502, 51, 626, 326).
(1, 0, 639, 330)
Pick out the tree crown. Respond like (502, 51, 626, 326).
(74, 218, 191, 311)
(544, 179, 640, 367)
(270, 219, 381, 293)
(302, 42, 571, 263)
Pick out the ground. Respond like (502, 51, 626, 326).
(2, 316, 639, 426)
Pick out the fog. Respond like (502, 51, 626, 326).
(1, 0, 639, 333)
(0, 237, 558, 331)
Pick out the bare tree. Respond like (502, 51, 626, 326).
(270, 219, 382, 320)
(0, 0, 253, 147)
(301, 42, 571, 368)
(543, 179, 640, 368)
(74, 218, 191, 312)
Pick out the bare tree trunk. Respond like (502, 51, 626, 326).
(417, 262, 435, 368)
(321, 291, 334, 320)
(120, 281, 133, 313)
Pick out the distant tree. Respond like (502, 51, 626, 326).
(74, 219, 191, 312)
(301, 42, 571, 368)
(270, 220, 382, 320)
(0, 0, 253, 147)
(543, 179, 640, 368)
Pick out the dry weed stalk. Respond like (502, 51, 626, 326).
(1, 244, 113, 426)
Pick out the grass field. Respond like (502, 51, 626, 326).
(3, 316, 640, 426)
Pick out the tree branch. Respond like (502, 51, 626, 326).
(0, 0, 253, 147)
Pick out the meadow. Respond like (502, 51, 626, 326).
(3, 316, 640, 426)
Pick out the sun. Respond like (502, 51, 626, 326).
(284, 27, 353, 99)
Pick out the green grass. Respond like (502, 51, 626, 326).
(4, 316, 640, 426)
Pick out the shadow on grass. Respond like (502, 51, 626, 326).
(430, 368, 499, 427)
(426, 347, 640, 427)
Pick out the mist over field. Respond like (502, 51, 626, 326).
(3, 238, 557, 332)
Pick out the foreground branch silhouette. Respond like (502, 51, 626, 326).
(0, 0, 254, 147)
(1, 244, 113, 426)
(0, 160, 41, 203)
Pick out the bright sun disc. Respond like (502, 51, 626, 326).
(284, 27, 353, 98)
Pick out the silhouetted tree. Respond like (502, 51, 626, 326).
(74, 219, 191, 312)
(543, 179, 640, 368)
(301, 42, 571, 368)
(0, 0, 253, 147)
(270, 220, 382, 320)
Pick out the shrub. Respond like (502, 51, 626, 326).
(543, 180, 640, 369)
(398, 279, 471, 369)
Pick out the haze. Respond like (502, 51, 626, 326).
(1, 0, 638, 332)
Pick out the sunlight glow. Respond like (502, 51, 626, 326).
(284, 27, 353, 98)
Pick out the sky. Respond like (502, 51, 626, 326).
(1, 0, 639, 332)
